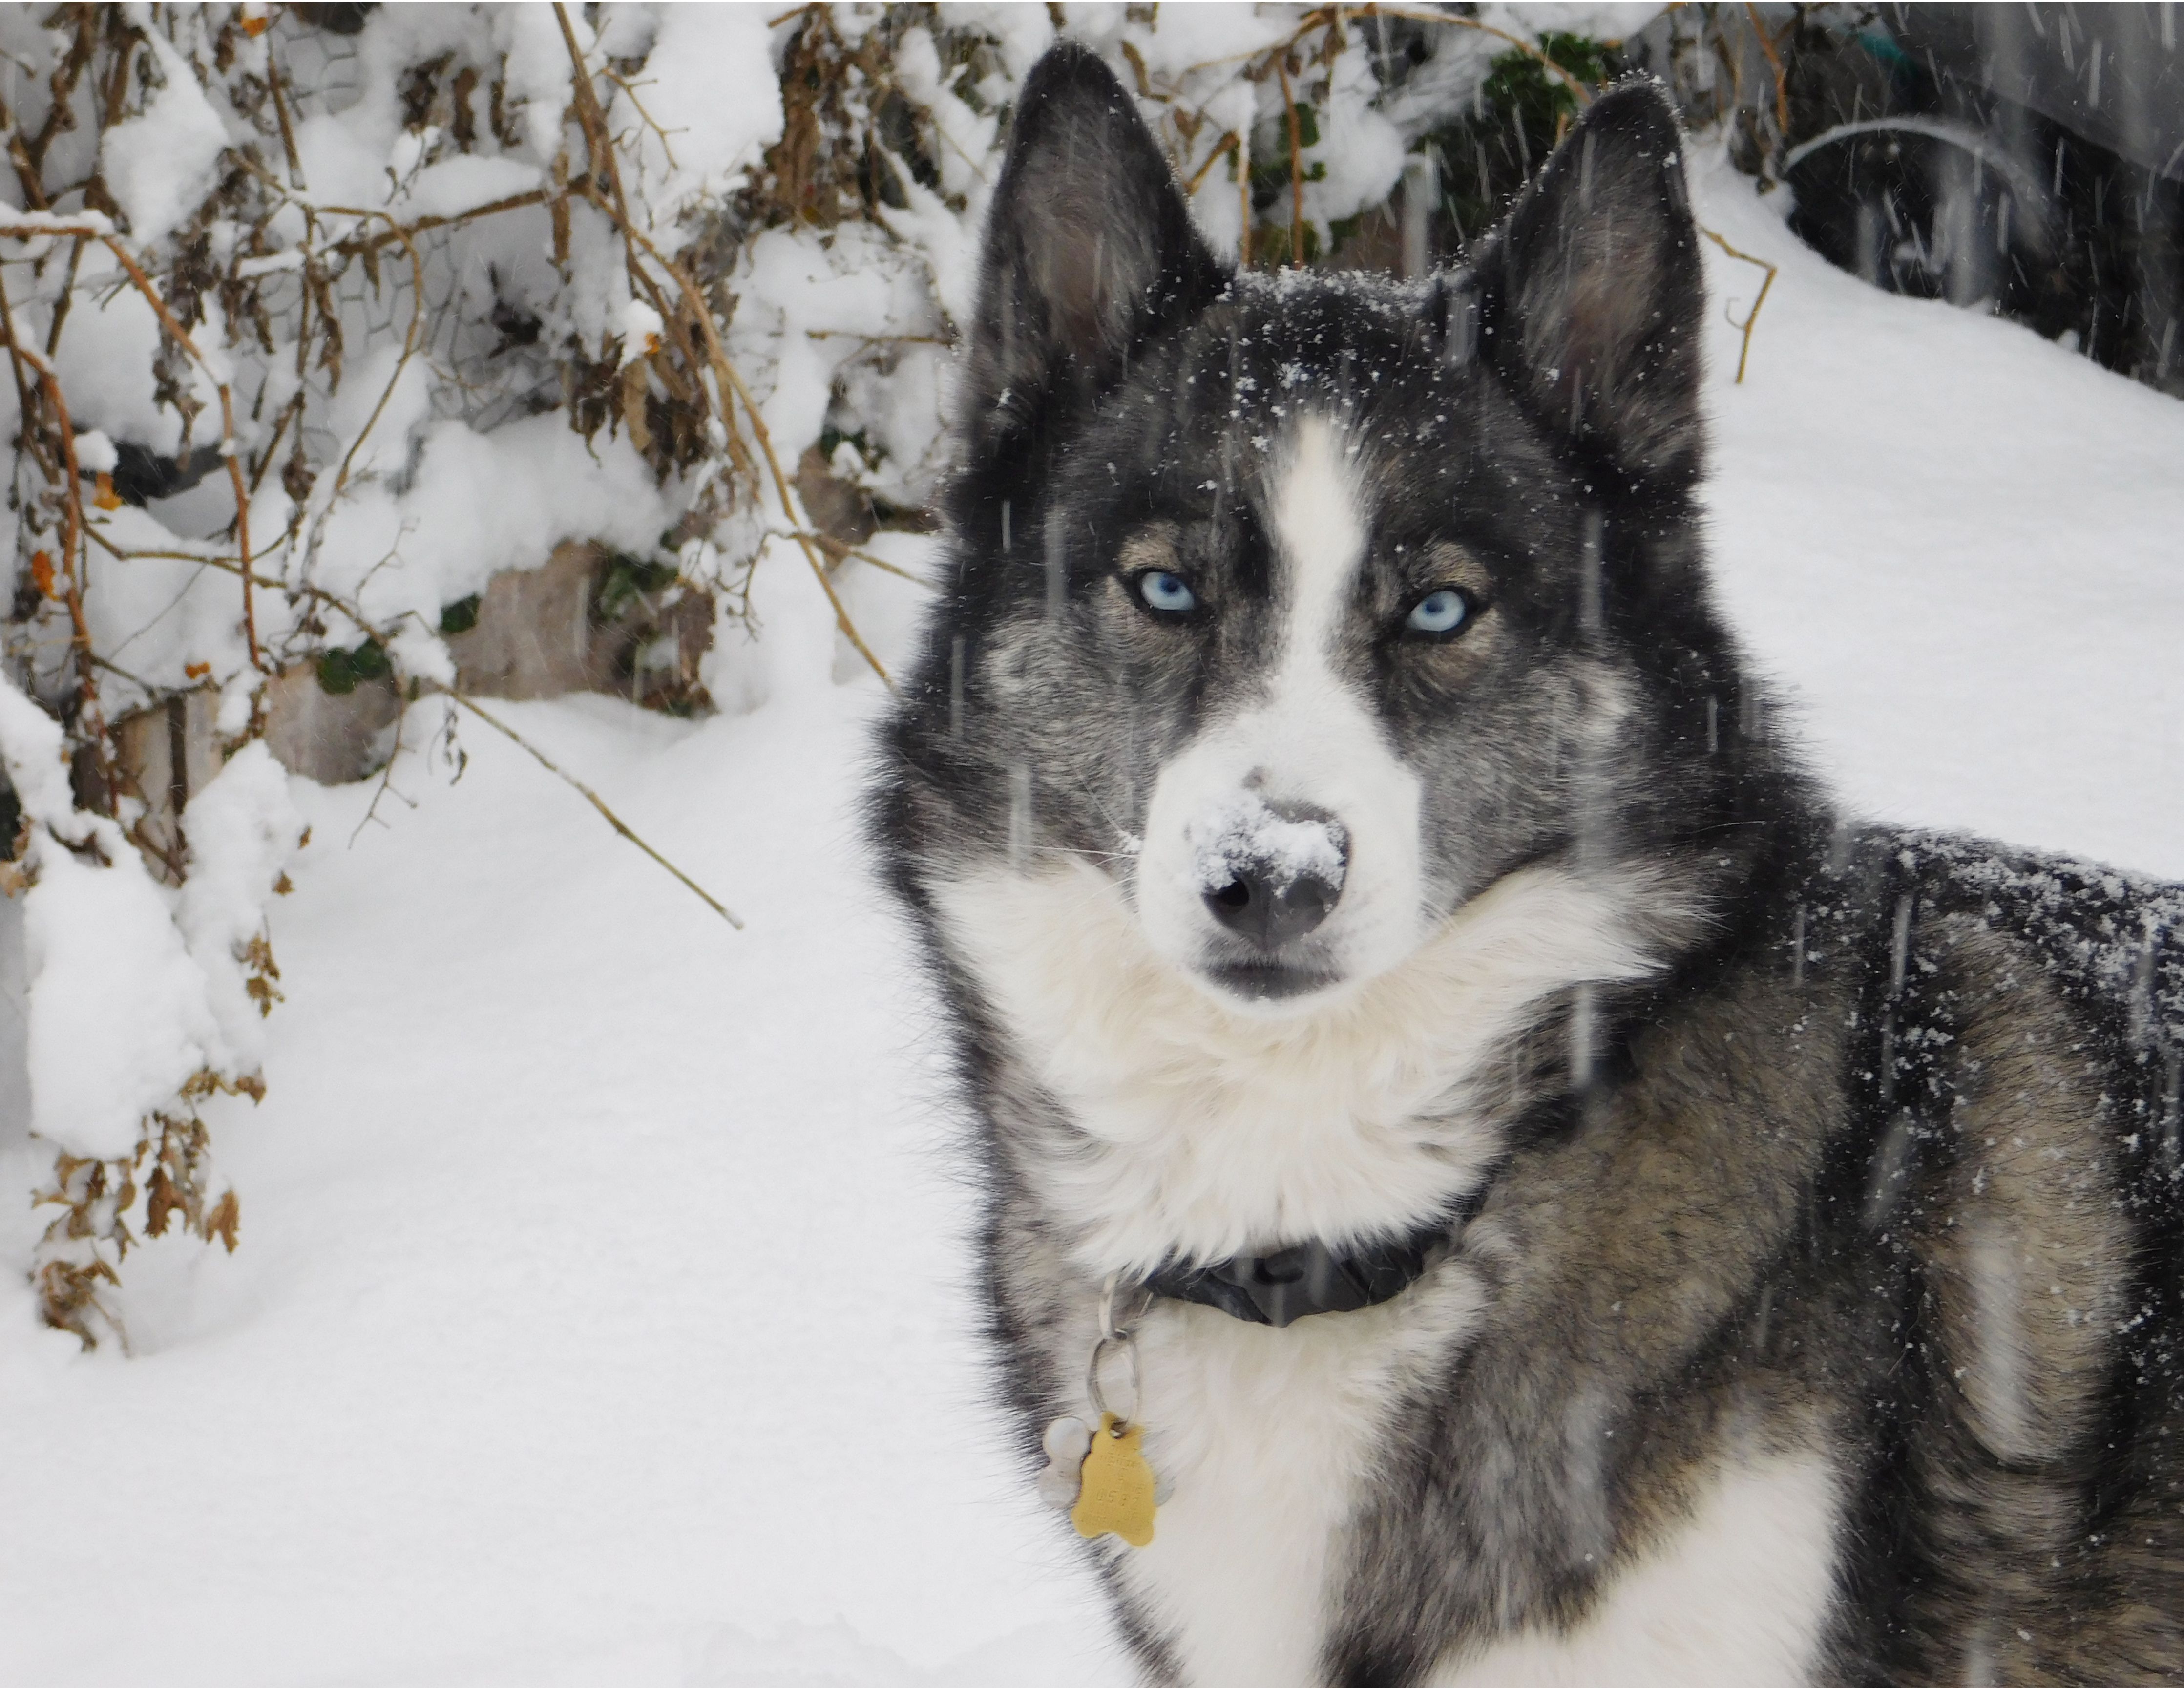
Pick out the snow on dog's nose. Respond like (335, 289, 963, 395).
(1191, 795, 1348, 949)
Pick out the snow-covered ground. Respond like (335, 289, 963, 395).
(2, 149, 2182, 1688)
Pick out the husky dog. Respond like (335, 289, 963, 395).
(869, 43, 2184, 1688)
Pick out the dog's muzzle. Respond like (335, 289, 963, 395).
(1193, 797, 1348, 948)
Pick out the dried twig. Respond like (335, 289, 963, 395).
(265, 45, 307, 190)
(1700, 225, 1778, 383)
(800, 328, 951, 345)
(248, 389, 303, 498)
(563, 174, 896, 690)
(42, 231, 84, 356)
(1183, 130, 1240, 198)
(103, 239, 263, 670)
(1237, 125, 1252, 268)
(0, 259, 115, 790)
(552, 4, 686, 372)
(35, 367, 97, 696)
(445, 691, 744, 928)
(1277, 56, 1306, 267)
(554, 0, 862, 641)
(344, 188, 550, 253)
(0, 239, 35, 430)
(711, 337, 895, 688)
(1177, 7, 1593, 109)
(604, 68, 681, 172)
(299, 205, 429, 582)
(1, 219, 273, 670)
(779, 528, 934, 588)
(86, 528, 746, 928)
(1744, 2, 1791, 141)
(350, 694, 420, 844)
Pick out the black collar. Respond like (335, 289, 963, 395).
(1140, 1179, 1493, 1328)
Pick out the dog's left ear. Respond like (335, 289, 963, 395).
(1476, 82, 1704, 488)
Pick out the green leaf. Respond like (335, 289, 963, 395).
(315, 639, 388, 695)
(595, 553, 681, 624)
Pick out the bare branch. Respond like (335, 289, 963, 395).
(1700, 225, 1779, 384)
(1277, 56, 1305, 268)
(445, 691, 744, 928)
(564, 193, 896, 691)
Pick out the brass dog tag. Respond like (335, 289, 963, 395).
(1071, 1413, 1156, 1547)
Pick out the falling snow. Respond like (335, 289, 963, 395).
(0, 45, 2181, 1688)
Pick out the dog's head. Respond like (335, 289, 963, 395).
(886, 46, 1773, 1015)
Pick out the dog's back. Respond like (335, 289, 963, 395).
(1809, 827, 2184, 1683)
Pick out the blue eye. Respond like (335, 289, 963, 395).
(1405, 589, 1470, 637)
(1137, 570, 1197, 615)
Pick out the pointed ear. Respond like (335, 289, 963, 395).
(1478, 82, 1705, 487)
(961, 44, 1226, 462)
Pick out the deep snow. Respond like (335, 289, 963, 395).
(1, 148, 2182, 1688)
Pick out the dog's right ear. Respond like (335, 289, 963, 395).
(960, 44, 1226, 465)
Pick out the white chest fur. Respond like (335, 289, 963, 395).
(931, 857, 1662, 1276)
(928, 856, 1820, 1686)
(1118, 1281, 1489, 1688)
(1113, 1306, 1841, 1688)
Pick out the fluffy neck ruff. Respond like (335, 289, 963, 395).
(933, 857, 1698, 1279)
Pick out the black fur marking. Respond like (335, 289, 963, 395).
(869, 47, 2184, 1688)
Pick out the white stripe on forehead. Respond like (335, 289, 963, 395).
(1269, 413, 1367, 686)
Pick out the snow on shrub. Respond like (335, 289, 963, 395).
(0, 669, 299, 1345)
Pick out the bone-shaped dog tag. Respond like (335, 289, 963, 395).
(1036, 1415, 1093, 1510)
(1071, 1413, 1156, 1547)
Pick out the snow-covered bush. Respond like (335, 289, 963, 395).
(5, 2, 1753, 1343)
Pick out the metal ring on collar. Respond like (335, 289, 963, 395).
(1086, 1329, 1141, 1428)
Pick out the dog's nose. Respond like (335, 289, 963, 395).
(1200, 804, 1347, 949)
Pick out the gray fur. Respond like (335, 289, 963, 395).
(869, 46, 2184, 1687)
